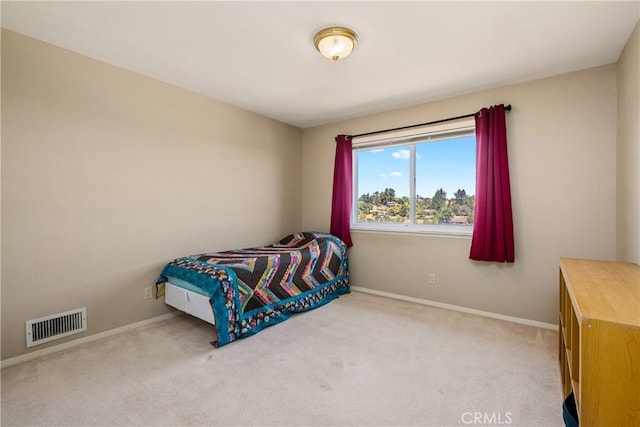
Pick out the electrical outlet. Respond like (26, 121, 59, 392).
(144, 286, 153, 300)
(428, 273, 437, 285)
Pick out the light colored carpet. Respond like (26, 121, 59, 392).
(1, 291, 563, 426)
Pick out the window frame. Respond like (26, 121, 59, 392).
(351, 119, 476, 237)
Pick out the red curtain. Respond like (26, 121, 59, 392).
(470, 104, 515, 262)
(330, 135, 353, 248)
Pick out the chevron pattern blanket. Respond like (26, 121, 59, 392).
(156, 232, 350, 347)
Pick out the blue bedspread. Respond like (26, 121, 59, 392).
(156, 232, 350, 347)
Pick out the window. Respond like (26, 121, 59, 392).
(352, 120, 476, 235)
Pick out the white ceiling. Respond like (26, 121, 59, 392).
(2, 1, 639, 128)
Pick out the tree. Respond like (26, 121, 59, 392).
(358, 201, 373, 215)
(380, 188, 396, 205)
(359, 192, 373, 204)
(399, 202, 409, 217)
(435, 206, 453, 224)
(454, 189, 467, 204)
(371, 191, 381, 206)
(431, 188, 447, 210)
(466, 195, 475, 208)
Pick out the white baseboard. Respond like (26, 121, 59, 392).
(3, 291, 557, 368)
(350, 286, 558, 331)
(1, 312, 182, 369)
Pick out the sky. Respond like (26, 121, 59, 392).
(355, 135, 476, 199)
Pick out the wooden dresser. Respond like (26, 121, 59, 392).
(559, 257, 640, 426)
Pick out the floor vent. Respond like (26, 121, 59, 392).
(26, 308, 87, 347)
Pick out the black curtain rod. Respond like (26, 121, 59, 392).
(352, 104, 512, 138)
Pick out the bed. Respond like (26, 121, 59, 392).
(155, 232, 350, 347)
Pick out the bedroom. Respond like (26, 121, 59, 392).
(1, 1, 639, 426)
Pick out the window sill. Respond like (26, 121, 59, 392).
(350, 224, 472, 240)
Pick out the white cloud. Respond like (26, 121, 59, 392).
(390, 149, 422, 160)
(370, 149, 384, 153)
(389, 171, 403, 177)
(378, 173, 387, 178)
(391, 149, 410, 159)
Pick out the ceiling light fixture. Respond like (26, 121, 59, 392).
(314, 26, 358, 61)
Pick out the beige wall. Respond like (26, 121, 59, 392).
(302, 65, 618, 325)
(616, 21, 640, 264)
(2, 24, 635, 360)
(1, 30, 302, 360)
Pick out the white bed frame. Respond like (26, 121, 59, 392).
(164, 282, 215, 325)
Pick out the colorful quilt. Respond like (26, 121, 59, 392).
(156, 232, 350, 347)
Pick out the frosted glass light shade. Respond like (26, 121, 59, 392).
(314, 27, 358, 61)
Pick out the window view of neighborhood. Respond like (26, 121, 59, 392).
(354, 134, 476, 227)
(357, 187, 475, 224)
